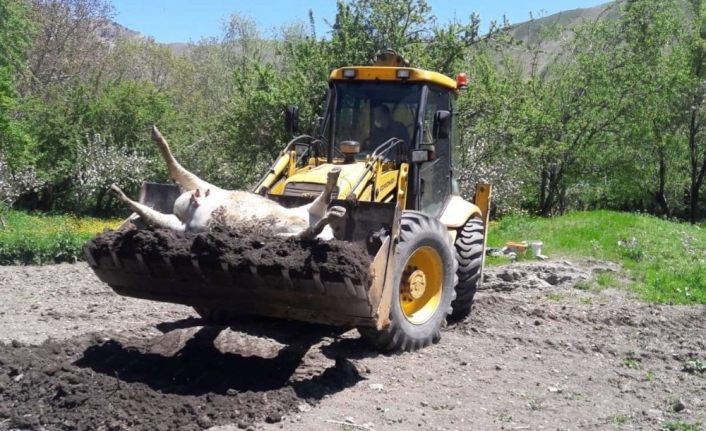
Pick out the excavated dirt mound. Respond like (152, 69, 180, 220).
(0, 324, 362, 431)
(480, 259, 620, 291)
(85, 227, 372, 284)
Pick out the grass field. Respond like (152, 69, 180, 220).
(488, 210, 706, 304)
(0, 211, 121, 264)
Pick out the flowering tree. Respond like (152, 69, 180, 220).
(454, 135, 527, 217)
(72, 133, 152, 212)
(0, 154, 43, 226)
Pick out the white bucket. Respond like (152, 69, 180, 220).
(529, 241, 543, 256)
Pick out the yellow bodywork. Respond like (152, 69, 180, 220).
(283, 163, 367, 198)
(259, 153, 411, 207)
(439, 184, 492, 241)
(440, 196, 482, 229)
(330, 66, 458, 91)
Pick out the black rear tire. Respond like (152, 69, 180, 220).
(359, 211, 457, 352)
(449, 218, 485, 321)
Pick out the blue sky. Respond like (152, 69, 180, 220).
(112, 0, 607, 44)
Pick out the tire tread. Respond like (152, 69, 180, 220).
(449, 218, 485, 321)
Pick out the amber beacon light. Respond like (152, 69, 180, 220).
(456, 72, 469, 90)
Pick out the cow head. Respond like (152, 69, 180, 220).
(174, 188, 209, 222)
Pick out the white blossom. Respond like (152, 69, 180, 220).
(0, 155, 44, 210)
(72, 133, 152, 210)
(455, 132, 526, 216)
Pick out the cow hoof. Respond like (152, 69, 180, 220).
(328, 167, 342, 181)
(327, 205, 346, 219)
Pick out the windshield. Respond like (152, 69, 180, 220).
(329, 82, 423, 157)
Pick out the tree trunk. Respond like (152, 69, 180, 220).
(687, 105, 706, 223)
(653, 148, 671, 216)
(38, 185, 54, 212)
(539, 168, 548, 214)
(541, 181, 557, 216)
(94, 187, 107, 215)
(690, 184, 700, 223)
(558, 184, 567, 215)
(539, 164, 563, 216)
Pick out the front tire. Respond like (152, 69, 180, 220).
(360, 211, 457, 352)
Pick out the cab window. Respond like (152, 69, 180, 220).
(419, 86, 451, 216)
(332, 82, 422, 158)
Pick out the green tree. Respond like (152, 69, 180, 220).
(515, 10, 642, 215)
(0, 0, 34, 169)
(683, 0, 706, 223)
(618, 0, 689, 216)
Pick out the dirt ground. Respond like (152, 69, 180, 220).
(0, 260, 705, 430)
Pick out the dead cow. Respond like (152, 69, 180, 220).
(110, 126, 345, 240)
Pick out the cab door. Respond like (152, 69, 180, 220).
(418, 86, 451, 217)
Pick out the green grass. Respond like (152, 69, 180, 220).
(623, 352, 642, 369)
(546, 292, 563, 301)
(596, 272, 618, 288)
(488, 210, 706, 304)
(682, 358, 706, 375)
(609, 414, 630, 426)
(0, 211, 120, 265)
(661, 421, 703, 431)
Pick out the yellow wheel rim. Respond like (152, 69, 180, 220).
(399, 246, 443, 325)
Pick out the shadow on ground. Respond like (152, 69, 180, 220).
(75, 318, 371, 399)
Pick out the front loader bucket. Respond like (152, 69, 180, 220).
(85, 183, 400, 329)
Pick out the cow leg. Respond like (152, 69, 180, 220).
(151, 126, 224, 193)
(305, 167, 342, 219)
(298, 205, 346, 240)
(110, 184, 185, 231)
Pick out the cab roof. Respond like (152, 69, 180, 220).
(329, 66, 458, 91)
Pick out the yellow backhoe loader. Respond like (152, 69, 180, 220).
(86, 51, 491, 352)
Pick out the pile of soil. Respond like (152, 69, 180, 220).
(85, 227, 373, 285)
(0, 327, 362, 431)
(480, 260, 618, 291)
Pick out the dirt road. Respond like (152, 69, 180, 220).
(0, 261, 704, 430)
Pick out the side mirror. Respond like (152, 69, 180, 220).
(432, 110, 451, 140)
(285, 106, 300, 135)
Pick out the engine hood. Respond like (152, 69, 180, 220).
(284, 163, 368, 198)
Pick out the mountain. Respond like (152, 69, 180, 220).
(99, 19, 194, 54)
(503, 2, 620, 74)
(509, 2, 618, 45)
(97, 20, 143, 45)
(107, 1, 623, 60)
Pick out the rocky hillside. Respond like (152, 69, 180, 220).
(503, 1, 619, 73)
